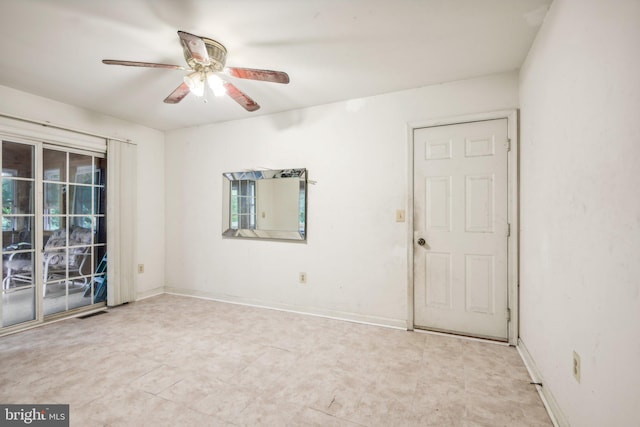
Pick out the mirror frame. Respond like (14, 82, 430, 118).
(222, 168, 307, 241)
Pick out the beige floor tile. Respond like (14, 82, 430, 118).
(464, 393, 552, 426)
(188, 378, 257, 420)
(155, 375, 219, 406)
(129, 364, 185, 395)
(290, 406, 361, 427)
(233, 396, 304, 426)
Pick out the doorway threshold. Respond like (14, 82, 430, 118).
(414, 326, 510, 346)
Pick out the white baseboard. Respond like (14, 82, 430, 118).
(163, 286, 408, 330)
(517, 338, 568, 427)
(136, 286, 165, 301)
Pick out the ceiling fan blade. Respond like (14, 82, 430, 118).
(102, 59, 185, 70)
(225, 67, 290, 84)
(223, 82, 260, 112)
(163, 82, 191, 104)
(178, 31, 210, 65)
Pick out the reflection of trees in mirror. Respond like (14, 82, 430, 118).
(276, 169, 302, 178)
(299, 190, 306, 231)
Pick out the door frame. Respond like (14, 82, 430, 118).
(406, 109, 519, 345)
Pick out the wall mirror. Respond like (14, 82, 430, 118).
(222, 168, 306, 241)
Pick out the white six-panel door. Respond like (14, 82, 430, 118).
(413, 119, 509, 340)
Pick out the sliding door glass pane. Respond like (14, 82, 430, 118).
(1, 217, 33, 249)
(44, 182, 66, 222)
(43, 149, 66, 182)
(2, 287, 35, 327)
(2, 141, 35, 328)
(2, 180, 33, 214)
(43, 149, 105, 316)
(69, 153, 92, 184)
(3, 142, 33, 178)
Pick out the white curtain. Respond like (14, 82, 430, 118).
(106, 139, 137, 306)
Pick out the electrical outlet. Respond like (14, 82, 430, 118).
(138, 264, 144, 274)
(396, 209, 406, 222)
(573, 351, 581, 383)
(299, 272, 307, 284)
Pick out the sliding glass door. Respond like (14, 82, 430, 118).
(1, 141, 36, 327)
(1, 139, 107, 330)
(43, 147, 107, 316)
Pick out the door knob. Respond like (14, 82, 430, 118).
(417, 238, 426, 246)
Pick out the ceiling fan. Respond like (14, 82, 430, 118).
(102, 30, 290, 112)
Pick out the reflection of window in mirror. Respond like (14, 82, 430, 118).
(230, 179, 256, 230)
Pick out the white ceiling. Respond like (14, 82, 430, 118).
(0, 0, 551, 131)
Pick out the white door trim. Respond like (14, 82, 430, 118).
(407, 109, 519, 345)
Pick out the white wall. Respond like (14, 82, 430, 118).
(164, 72, 519, 327)
(0, 85, 166, 299)
(519, 1, 640, 425)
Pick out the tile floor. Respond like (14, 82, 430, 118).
(0, 294, 552, 426)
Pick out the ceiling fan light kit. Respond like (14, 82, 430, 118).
(207, 73, 226, 97)
(102, 30, 290, 112)
(183, 71, 205, 97)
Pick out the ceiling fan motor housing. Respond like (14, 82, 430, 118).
(183, 37, 227, 72)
